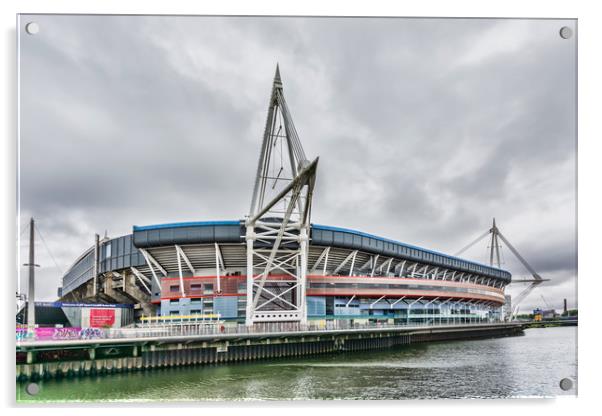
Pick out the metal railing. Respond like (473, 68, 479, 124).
(16, 316, 503, 343)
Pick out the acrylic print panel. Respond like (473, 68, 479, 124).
(16, 15, 577, 402)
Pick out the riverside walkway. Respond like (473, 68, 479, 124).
(17, 320, 520, 348)
(16, 320, 523, 381)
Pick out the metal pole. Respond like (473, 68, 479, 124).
(489, 219, 496, 267)
(245, 224, 254, 326)
(26, 218, 36, 332)
(177, 247, 185, 298)
(93, 233, 99, 297)
(215, 243, 221, 294)
(299, 226, 308, 326)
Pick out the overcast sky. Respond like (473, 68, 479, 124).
(18, 15, 577, 313)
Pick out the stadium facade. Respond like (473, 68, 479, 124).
(59, 66, 511, 326)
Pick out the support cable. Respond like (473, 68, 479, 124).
(497, 231, 542, 280)
(34, 223, 64, 276)
(19, 222, 30, 238)
(454, 229, 490, 257)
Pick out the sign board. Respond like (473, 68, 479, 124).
(89, 309, 116, 327)
(81, 308, 122, 328)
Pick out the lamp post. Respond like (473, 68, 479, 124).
(23, 218, 40, 334)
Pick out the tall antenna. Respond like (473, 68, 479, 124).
(245, 65, 319, 326)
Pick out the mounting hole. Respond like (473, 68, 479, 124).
(25, 22, 39, 35)
(559, 26, 573, 39)
(25, 382, 40, 396)
(559, 377, 573, 391)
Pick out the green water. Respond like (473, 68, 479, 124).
(17, 327, 576, 402)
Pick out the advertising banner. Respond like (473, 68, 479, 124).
(89, 308, 116, 327)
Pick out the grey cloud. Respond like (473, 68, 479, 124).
(18, 16, 576, 313)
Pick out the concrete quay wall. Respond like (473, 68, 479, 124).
(16, 323, 523, 381)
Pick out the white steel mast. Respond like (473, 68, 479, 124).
(455, 218, 549, 320)
(245, 65, 318, 326)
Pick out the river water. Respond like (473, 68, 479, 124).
(17, 326, 577, 402)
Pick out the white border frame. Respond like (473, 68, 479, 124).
(2, 1, 598, 414)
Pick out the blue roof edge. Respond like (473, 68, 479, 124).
(133, 220, 242, 232)
(130, 220, 509, 277)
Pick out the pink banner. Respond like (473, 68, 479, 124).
(16, 327, 105, 341)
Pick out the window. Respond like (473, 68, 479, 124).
(190, 283, 202, 291)
(169, 285, 180, 292)
(190, 297, 201, 304)
(105, 242, 111, 258)
(190, 309, 202, 314)
(170, 299, 179, 305)
(205, 284, 214, 294)
(169, 311, 179, 315)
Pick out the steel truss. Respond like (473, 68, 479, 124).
(245, 65, 319, 325)
(305, 246, 504, 289)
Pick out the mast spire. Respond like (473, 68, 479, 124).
(249, 64, 308, 217)
(274, 63, 282, 86)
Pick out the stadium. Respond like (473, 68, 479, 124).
(58, 66, 511, 327)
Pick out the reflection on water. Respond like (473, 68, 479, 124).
(17, 327, 576, 402)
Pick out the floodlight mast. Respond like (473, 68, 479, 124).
(245, 65, 318, 326)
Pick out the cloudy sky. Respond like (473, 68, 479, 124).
(18, 15, 576, 313)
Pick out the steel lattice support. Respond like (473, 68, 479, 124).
(245, 66, 318, 326)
